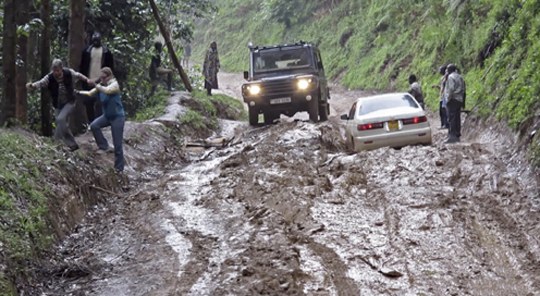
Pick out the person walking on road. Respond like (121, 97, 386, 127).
(408, 74, 425, 109)
(80, 32, 115, 123)
(76, 67, 126, 172)
(27, 59, 91, 151)
(432, 64, 449, 129)
(203, 41, 220, 96)
(444, 64, 466, 143)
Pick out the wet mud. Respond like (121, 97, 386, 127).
(38, 75, 539, 295)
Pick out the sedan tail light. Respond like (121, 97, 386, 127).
(402, 116, 427, 125)
(357, 122, 384, 131)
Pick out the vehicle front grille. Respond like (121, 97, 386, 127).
(261, 79, 295, 98)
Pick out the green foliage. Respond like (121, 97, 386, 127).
(192, 90, 247, 121)
(0, 275, 16, 296)
(0, 132, 55, 262)
(195, 0, 539, 128)
(133, 89, 169, 122)
(180, 109, 218, 130)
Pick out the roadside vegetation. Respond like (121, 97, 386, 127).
(179, 90, 246, 135)
(0, 132, 52, 293)
(194, 0, 540, 134)
(0, 130, 122, 294)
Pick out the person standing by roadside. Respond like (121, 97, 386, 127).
(76, 67, 125, 172)
(203, 41, 220, 96)
(26, 59, 91, 151)
(444, 64, 466, 143)
(182, 42, 191, 69)
(408, 74, 425, 109)
(149, 41, 173, 95)
(80, 32, 115, 123)
(432, 64, 449, 129)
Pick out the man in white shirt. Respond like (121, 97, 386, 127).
(80, 32, 114, 122)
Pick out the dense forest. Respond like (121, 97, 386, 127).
(0, 0, 213, 132)
(195, 0, 540, 131)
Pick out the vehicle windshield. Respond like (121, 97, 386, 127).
(358, 94, 419, 115)
(253, 47, 311, 73)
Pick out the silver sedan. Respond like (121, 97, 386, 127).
(341, 93, 432, 151)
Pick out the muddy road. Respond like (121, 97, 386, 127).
(41, 74, 539, 295)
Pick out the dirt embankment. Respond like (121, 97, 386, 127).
(31, 75, 540, 295)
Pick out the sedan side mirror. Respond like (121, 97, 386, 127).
(243, 71, 249, 80)
(340, 114, 349, 120)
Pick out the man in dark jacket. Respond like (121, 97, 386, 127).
(149, 42, 173, 96)
(27, 59, 91, 151)
(80, 32, 114, 122)
(444, 64, 466, 143)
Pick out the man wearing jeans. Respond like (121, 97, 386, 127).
(27, 59, 91, 151)
(444, 64, 466, 143)
(77, 67, 125, 172)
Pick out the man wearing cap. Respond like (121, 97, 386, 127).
(80, 32, 115, 122)
(27, 59, 92, 151)
(444, 64, 466, 143)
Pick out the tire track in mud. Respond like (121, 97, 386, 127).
(207, 121, 364, 295)
(40, 78, 539, 295)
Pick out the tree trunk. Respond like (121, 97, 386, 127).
(15, 0, 30, 123)
(148, 0, 192, 92)
(1, 0, 18, 126)
(40, 0, 53, 136)
(68, 0, 88, 133)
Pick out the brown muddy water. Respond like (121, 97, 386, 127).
(37, 77, 539, 295)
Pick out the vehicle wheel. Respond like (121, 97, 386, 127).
(319, 102, 329, 122)
(308, 97, 319, 123)
(264, 112, 278, 125)
(248, 107, 259, 126)
(348, 136, 356, 152)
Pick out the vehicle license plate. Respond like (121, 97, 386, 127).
(270, 97, 292, 105)
(388, 120, 399, 131)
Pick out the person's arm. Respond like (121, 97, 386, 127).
(95, 80, 120, 95)
(26, 74, 50, 90)
(77, 88, 99, 97)
(70, 69, 90, 84)
(446, 76, 455, 102)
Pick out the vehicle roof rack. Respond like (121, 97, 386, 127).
(249, 41, 312, 51)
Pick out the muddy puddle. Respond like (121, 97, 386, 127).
(39, 77, 539, 295)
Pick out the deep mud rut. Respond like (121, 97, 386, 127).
(40, 73, 539, 296)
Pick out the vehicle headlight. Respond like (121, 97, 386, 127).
(248, 84, 261, 95)
(297, 79, 312, 90)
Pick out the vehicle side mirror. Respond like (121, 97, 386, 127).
(340, 114, 349, 120)
(243, 71, 249, 80)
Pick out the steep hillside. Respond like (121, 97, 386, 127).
(194, 0, 540, 133)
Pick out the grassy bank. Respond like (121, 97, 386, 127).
(179, 90, 247, 135)
(0, 130, 122, 295)
(194, 0, 540, 130)
(0, 132, 56, 293)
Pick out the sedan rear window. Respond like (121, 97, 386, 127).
(358, 95, 419, 115)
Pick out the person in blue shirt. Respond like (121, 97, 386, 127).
(77, 67, 125, 172)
